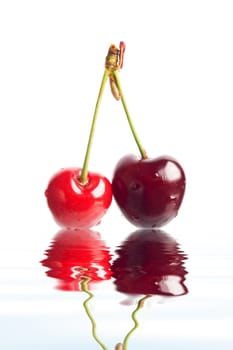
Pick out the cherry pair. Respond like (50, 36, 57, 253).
(45, 42, 186, 229)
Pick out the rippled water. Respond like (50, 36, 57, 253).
(1, 226, 233, 350)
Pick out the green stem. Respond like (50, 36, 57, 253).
(79, 69, 110, 184)
(81, 278, 108, 350)
(113, 71, 148, 159)
(122, 295, 151, 350)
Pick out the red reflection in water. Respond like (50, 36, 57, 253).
(41, 229, 112, 291)
(112, 229, 188, 296)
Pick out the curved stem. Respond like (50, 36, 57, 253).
(79, 69, 110, 184)
(122, 295, 151, 350)
(113, 71, 148, 159)
(81, 278, 108, 350)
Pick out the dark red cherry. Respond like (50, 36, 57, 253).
(41, 228, 112, 291)
(112, 154, 186, 228)
(45, 168, 112, 229)
(111, 229, 188, 296)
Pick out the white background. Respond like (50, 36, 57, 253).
(1, 1, 233, 349)
(0, 0, 233, 247)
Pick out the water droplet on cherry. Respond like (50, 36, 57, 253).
(130, 182, 141, 191)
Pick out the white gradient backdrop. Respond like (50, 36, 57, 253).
(0, 1, 233, 349)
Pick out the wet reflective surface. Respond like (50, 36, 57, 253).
(1, 224, 233, 350)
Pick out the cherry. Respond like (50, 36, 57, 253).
(45, 43, 123, 228)
(111, 229, 188, 296)
(45, 69, 112, 229)
(112, 154, 185, 227)
(111, 69, 186, 227)
(41, 228, 112, 291)
(45, 168, 112, 228)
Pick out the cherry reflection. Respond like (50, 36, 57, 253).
(41, 228, 112, 350)
(112, 228, 188, 297)
(41, 228, 112, 291)
(112, 229, 189, 350)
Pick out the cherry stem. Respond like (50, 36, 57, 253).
(121, 295, 151, 350)
(113, 70, 148, 159)
(81, 277, 109, 350)
(79, 69, 110, 184)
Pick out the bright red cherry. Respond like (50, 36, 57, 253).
(41, 228, 112, 291)
(45, 168, 112, 229)
(111, 229, 188, 296)
(45, 44, 126, 229)
(112, 154, 185, 228)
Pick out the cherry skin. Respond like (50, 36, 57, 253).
(45, 168, 112, 229)
(112, 154, 186, 228)
(111, 229, 188, 296)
